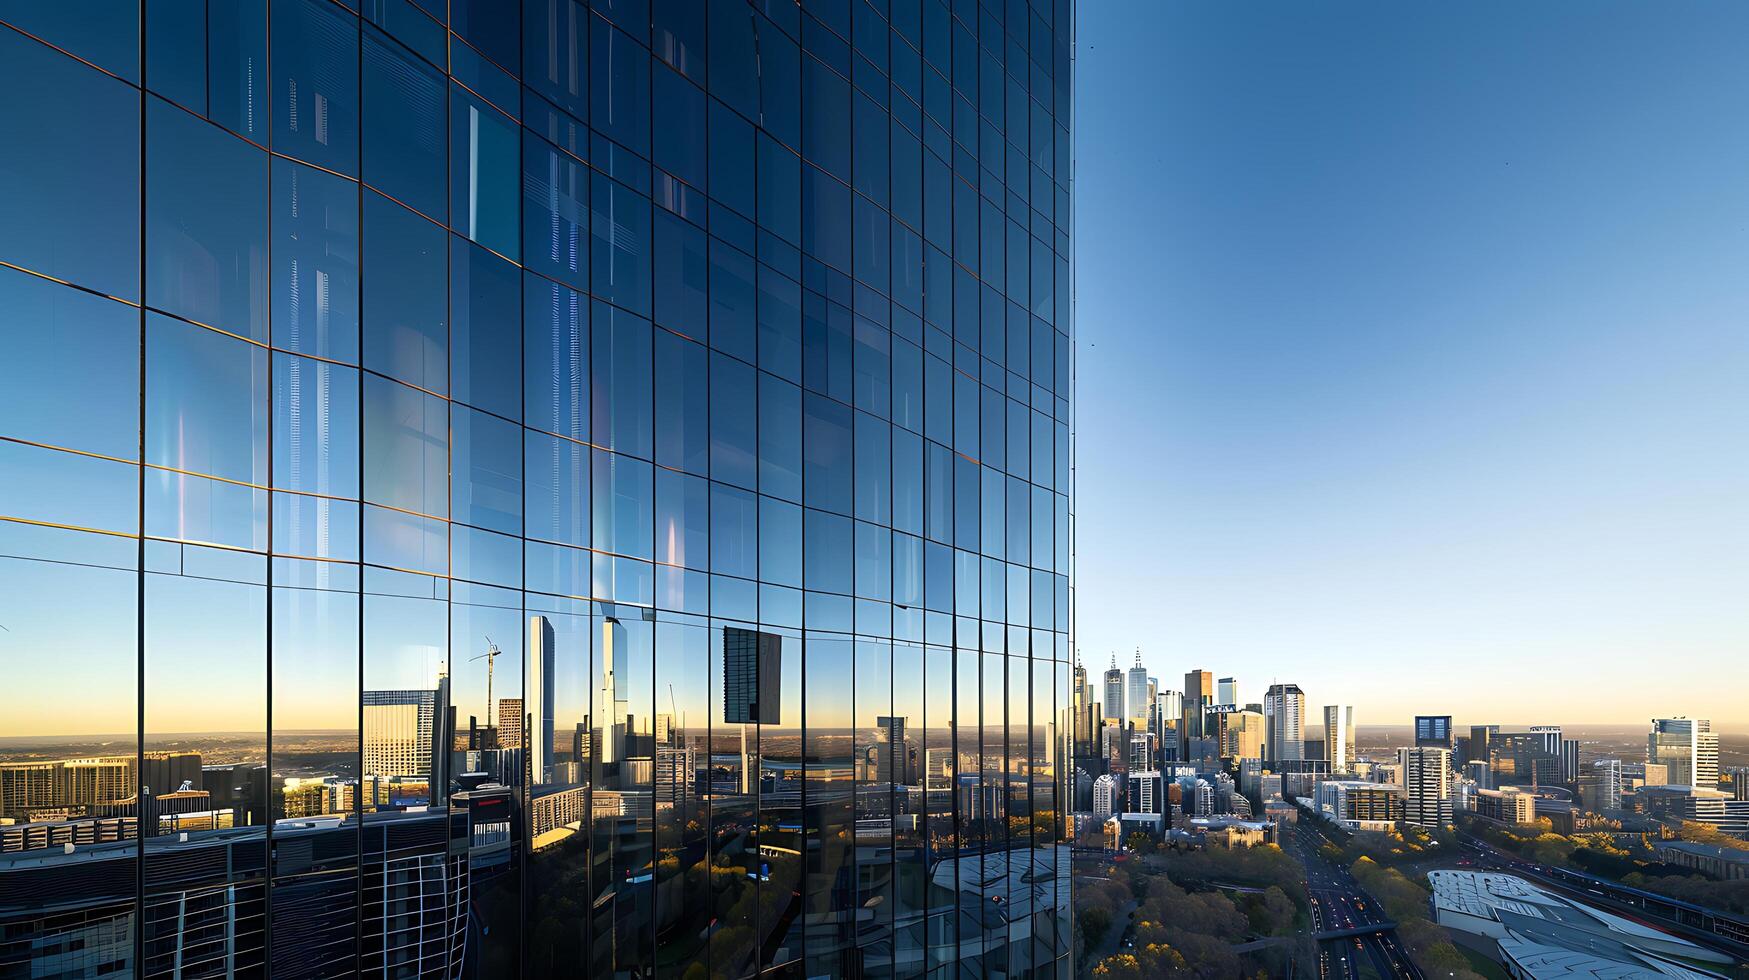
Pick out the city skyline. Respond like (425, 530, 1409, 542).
(1074, 0, 1749, 729)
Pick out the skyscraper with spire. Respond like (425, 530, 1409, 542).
(1103, 655, 1125, 726)
(1126, 650, 1150, 728)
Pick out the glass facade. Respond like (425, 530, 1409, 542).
(0, 0, 1073, 977)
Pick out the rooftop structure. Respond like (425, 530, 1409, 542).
(1427, 870, 1732, 978)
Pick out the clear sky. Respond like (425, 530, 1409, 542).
(1074, 1, 1749, 730)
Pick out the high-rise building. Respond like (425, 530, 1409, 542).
(1470, 724, 1498, 771)
(1093, 774, 1120, 821)
(1183, 669, 1213, 751)
(528, 615, 556, 785)
(1131, 771, 1165, 817)
(1217, 677, 1238, 707)
(1648, 718, 1720, 791)
(1399, 746, 1453, 828)
(1415, 715, 1453, 749)
(1324, 705, 1354, 772)
(1560, 738, 1580, 784)
(364, 686, 447, 790)
(0, 0, 1076, 973)
(1105, 655, 1126, 724)
(1126, 651, 1150, 728)
(1264, 684, 1305, 763)
(1727, 766, 1749, 802)
(1581, 758, 1621, 812)
(1227, 709, 1265, 761)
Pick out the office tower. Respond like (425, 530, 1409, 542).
(1126, 651, 1150, 728)
(1560, 738, 1580, 784)
(1399, 746, 1453, 828)
(1263, 684, 1305, 763)
(528, 615, 555, 784)
(876, 717, 913, 785)
(1104, 655, 1126, 724)
(1217, 677, 1238, 707)
(1324, 705, 1353, 772)
(1183, 669, 1213, 751)
(363, 687, 446, 790)
(1415, 715, 1453, 749)
(599, 619, 630, 766)
(1727, 766, 1749, 802)
(1470, 725, 1497, 771)
(1227, 709, 1265, 761)
(0, 0, 1075, 974)
(1129, 732, 1158, 773)
(1493, 731, 1562, 788)
(497, 698, 525, 754)
(1581, 759, 1621, 812)
(1131, 771, 1165, 816)
(1093, 774, 1120, 821)
(1344, 706, 1357, 765)
(1530, 725, 1563, 759)
(1648, 718, 1719, 791)
(1156, 689, 1183, 736)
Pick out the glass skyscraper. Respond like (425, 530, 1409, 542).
(0, 0, 1074, 977)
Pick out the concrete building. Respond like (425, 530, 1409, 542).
(1217, 677, 1238, 707)
(1314, 780, 1404, 831)
(1092, 773, 1120, 821)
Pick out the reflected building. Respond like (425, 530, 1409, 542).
(0, 0, 1075, 976)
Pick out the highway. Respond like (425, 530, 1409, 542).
(1282, 821, 1424, 980)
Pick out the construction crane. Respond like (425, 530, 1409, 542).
(470, 638, 502, 732)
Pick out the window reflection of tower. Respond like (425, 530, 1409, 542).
(600, 617, 629, 770)
(529, 615, 555, 786)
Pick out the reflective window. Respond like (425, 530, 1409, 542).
(272, 159, 360, 362)
(362, 29, 446, 221)
(362, 192, 448, 394)
(0, 269, 138, 459)
(0, 28, 139, 300)
(146, 97, 269, 340)
(272, 0, 360, 174)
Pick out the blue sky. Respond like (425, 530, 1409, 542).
(1074, 1, 1749, 728)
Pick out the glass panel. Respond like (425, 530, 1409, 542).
(362, 373, 447, 520)
(592, 614, 655, 974)
(362, 29, 446, 222)
(143, 566, 269, 975)
(0, 267, 139, 459)
(273, 352, 359, 499)
(450, 236, 522, 419)
(146, 97, 269, 339)
(854, 638, 896, 966)
(800, 632, 853, 976)
(146, 313, 269, 486)
(524, 273, 588, 441)
(758, 630, 805, 971)
(523, 129, 588, 290)
(452, 87, 520, 260)
(0, 531, 139, 977)
(453, 403, 523, 535)
(653, 619, 710, 975)
(0, 27, 139, 300)
(524, 598, 594, 980)
(269, 564, 361, 977)
(272, 158, 360, 363)
(362, 191, 447, 394)
(272, 0, 360, 175)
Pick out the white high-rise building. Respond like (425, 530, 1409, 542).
(599, 618, 630, 764)
(1399, 746, 1453, 828)
(1217, 677, 1238, 707)
(1092, 773, 1120, 820)
(1648, 718, 1719, 790)
(1126, 651, 1150, 728)
(528, 616, 556, 784)
(1264, 684, 1305, 763)
(1324, 705, 1354, 772)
